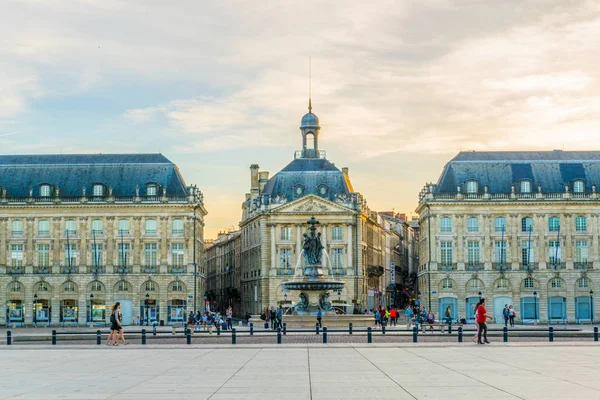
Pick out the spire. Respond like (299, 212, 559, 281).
(308, 54, 312, 113)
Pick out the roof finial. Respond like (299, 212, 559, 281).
(308, 54, 312, 113)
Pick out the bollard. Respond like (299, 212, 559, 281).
(448, 321, 452, 335)
(595, 327, 598, 342)
(96, 330, 101, 345)
(6, 330, 11, 346)
(458, 327, 463, 343)
(349, 322, 353, 335)
(250, 322, 254, 336)
(51, 330, 57, 345)
(153, 325, 157, 336)
(549, 326, 554, 342)
(367, 326, 372, 343)
(316, 322, 320, 335)
(217, 324, 221, 336)
(503, 326, 508, 343)
(187, 329, 191, 345)
(277, 327, 282, 344)
(283, 322, 287, 336)
(323, 327, 328, 344)
(382, 324, 386, 335)
(142, 329, 147, 345)
(232, 328, 237, 345)
(412, 326, 418, 343)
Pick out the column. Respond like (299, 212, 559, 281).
(347, 224, 353, 272)
(79, 217, 88, 270)
(270, 224, 276, 273)
(295, 224, 302, 276)
(133, 217, 142, 268)
(0, 218, 6, 271)
(26, 217, 34, 270)
(51, 297, 60, 327)
(592, 215, 599, 268)
(78, 291, 88, 326)
(106, 217, 115, 270)
(483, 215, 491, 268)
(455, 215, 464, 269)
(52, 217, 62, 272)
(564, 214, 573, 266)
(510, 214, 519, 265)
(160, 216, 168, 272)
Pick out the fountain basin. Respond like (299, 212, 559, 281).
(281, 280, 345, 291)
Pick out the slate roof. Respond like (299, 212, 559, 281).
(436, 151, 600, 193)
(0, 154, 188, 197)
(262, 158, 353, 202)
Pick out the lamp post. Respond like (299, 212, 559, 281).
(145, 293, 150, 326)
(193, 204, 198, 315)
(33, 294, 38, 327)
(204, 294, 208, 312)
(533, 291, 538, 325)
(478, 291, 482, 300)
(590, 289, 594, 324)
(89, 294, 94, 327)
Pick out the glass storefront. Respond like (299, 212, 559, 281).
(89, 300, 106, 323)
(33, 299, 51, 325)
(167, 299, 187, 325)
(140, 299, 159, 325)
(61, 300, 78, 325)
(7, 300, 24, 326)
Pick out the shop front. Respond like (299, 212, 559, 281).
(141, 299, 159, 325)
(33, 299, 51, 326)
(60, 299, 78, 326)
(6, 300, 24, 327)
(167, 299, 187, 325)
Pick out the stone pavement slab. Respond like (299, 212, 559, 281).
(2, 345, 600, 399)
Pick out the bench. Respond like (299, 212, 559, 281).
(420, 321, 463, 333)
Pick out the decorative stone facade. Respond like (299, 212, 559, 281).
(0, 154, 207, 326)
(416, 151, 600, 323)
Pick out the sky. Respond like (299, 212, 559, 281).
(2, 0, 600, 239)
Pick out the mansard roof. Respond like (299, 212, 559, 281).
(436, 150, 600, 193)
(0, 153, 188, 196)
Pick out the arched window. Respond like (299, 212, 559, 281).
(441, 278, 454, 289)
(573, 180, 585, 193)
(9, 281, 22, 292)
(467, 279, 483, 290)
(90, 281, 103, 292)
(466, 180, 478, 193)
(62, 281, 77, 292)
(170, 281, 185, 292)
(144, 281, 157, 292)
(116, 280, 130, 292)
(40, 184, 51, 197)
(523, 278, 535, 289)
(550, 278, 563, 289)
(520, 181, 531, 193)
(577, 278, 590, 289)
(495, 278, 510, 290)
(93, 184, 105, 197)
(35, 282, 49, 292)
(146, 183, 158, 196)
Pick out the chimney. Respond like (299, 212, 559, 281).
(250, 164, 260, 198)
(259, 171, 270, 193)
(342, 167, 349, 176)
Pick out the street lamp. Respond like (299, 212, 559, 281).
(533, 291, 538, 325)
(145, 293, 150, 326)
(590, 290, 594, 324)
(89, 294, 94, 327)
(478, 291, 482, 300)
(33, 294, 38, 327)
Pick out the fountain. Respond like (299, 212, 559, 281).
(282, 216, 345, 315)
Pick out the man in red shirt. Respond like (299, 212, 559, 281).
(390, 308, 397, 326)
(476, 298, 491, 345)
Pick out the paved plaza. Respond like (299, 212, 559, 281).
(2, 344, 600, 399)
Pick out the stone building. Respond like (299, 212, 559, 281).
(238, 104, 389, 315)
(205, 230, 241, 315)
(416, 151, 600, 323)
(0, 154, 207, 327)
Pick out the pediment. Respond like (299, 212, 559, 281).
(271, 194, 354, 214)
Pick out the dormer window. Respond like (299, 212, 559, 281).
(520, 180, 531, 193)
(146, 184, 158, 196)
(573, 180, 585, 193)
(465, 180, 478, 194)
(93, 184, 105, 197)
(317, 184, 329, 197)
(40, 184, 51, 197)
(293, 185, 305, 198)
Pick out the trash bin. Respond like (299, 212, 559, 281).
(160, 319, 164, 326)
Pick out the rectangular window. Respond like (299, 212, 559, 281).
(575, 240, 589, 264)
(38, 244, 50, 267)
(331, 248, 344, 269)
(91, 219, 104, 235)
(38, 220, 50, 237)
(548, 217, 560, 232)
(440, 241, 453, 265)
(144, 243, 157, 266)
(279, 248, 292, 268)
(172, 243, 184, 266)
(521, 240, 534, 265)
(467, 217, 479, 232)
(11, 244, 24, 268)
(90, 243, 104, 267)
(118, 243, 130, 267)
(576, 216, 587, 232)
(467, 241, 480, 265)
(521, 217, 533, 232)
(549, 241, 561, 264)
(11, 220, 23, 236)
(118, 219, 130, 235)
(64, 244, 78, 267)
(332, 226, 343, 241)
(280, 226, 292, 241)
(494, 217, 506, 233)
(494, 241, 507, 264)
(440, 217, 452, 233)
(172, 219, 184, 236)
(65, 220, 77, 236)
(145, 219, 157, 235)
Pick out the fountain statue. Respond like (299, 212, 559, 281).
(282, 216, 345, 315)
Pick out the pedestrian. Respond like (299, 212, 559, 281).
(270, 306, 277, 330)
(444, 306, 452, 324)
(472, 299, 482, 343)
(404, 306, 413, 328)
(106, 302, 120, 346)
(276, 305, 283, 329)
(226, 307, 233, 330)
(508, 305, 515, 327)
(374, 308, 381, 326)
(116, 307, 129, 345)
(426, 309, 435, 333)
(316, 307, 323, 328)
(476, 298, 491, 345)
(503, 304, 510, 327)
(390, 307, 397, 326)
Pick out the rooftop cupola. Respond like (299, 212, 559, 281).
(300, 99, 321, 158)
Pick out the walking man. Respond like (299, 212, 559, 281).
(476, 298, 491, 345)
(276, 305, 283, 329)
(502, 304, 510, 327)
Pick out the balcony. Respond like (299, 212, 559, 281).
(277, 268, 294, 276)
(116, 266, 130, 274)
(331, 268, 345, 276)
(575, 262, 592, 270)
(547, 262, 564, 270)
(143, 266, 158, 273)
(62, 266, 77, 274)
(520, 263, 537, 272)
(465, 264, 483, 272)
(89, 266, 104, 274)
(367, 266, 384, 276)
(494, 264, 511, 271)
(34, 266, 50, 274)
(8, 266, 23, 274)
(169, 266, 185, 274)
(439, 264, 456, 271)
